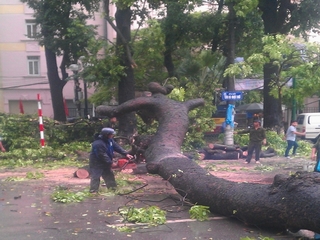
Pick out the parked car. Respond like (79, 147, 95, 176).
(296, 113, 320, 143)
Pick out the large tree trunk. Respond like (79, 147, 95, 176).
(162, 1, 183, 78)
(45, 47, 66, 122)
(115, 7, 136, 139)
(259, 0, 292, 129)
(263, 63, 283, 130)
(96, 82, 320, 233)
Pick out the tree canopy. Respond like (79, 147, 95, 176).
(258, 0, 320, 128)
(22, 0, 320, 131)
(225, 34, 320, 123)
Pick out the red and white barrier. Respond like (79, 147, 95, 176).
(37, 94, 45, 148)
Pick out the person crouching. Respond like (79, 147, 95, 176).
(89, 127, 133, 193)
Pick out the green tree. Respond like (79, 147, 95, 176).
(78, 40, 126, 106)
(133, 20, 167, 89)
(209, 0, 261, 145)
(101, 0, 264, 139)
(21, 0, 100, 122)
(131, 17, 225, 147)
(161, 1, 199, 77)
(225, 35, 320, 131)
(148, 0, 207, 78)
(282, 42, 320, 110)
(103, 0, 215, 137)
(103, 0, 137, 138)
(258, 0, 320, 129)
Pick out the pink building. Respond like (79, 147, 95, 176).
(0, 0, 116, 118)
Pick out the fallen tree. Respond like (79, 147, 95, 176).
(96, 82, 320, 233)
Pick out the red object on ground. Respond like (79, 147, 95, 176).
(117, 159, 129, 168)
(74, 168, 90, 179)
(19, 99, 24, 114)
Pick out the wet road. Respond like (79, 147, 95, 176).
(0, 180, 301, 240)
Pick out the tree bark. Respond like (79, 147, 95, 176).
(162, 2, 181, 78)
(45, 47, 67, 122)
(96, 82, 320, 233)
(115, 7, 136, 139)
(263, 63, 283, 130)
(258, 0, 294, 129)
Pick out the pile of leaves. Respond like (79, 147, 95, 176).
(51, 186, 91, 203)
(119, 206, 166, 226)
(189, 205, 210, 221)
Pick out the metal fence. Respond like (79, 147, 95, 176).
(301, 107, 320, 113)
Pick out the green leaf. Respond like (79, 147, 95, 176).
(189, 205, 210, 221)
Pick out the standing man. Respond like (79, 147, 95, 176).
(106, 117, 118, 129)
(237, 119, 266, 164)
(89, 127, 133, 193)
(284, 120, 305, 159)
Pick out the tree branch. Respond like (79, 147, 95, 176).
(104, 15, 137, 68)
(96, 81, 320, 233)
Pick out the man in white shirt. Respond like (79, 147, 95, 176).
(284, 120, 305, 159)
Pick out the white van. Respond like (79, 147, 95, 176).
(296, 113, 320, 142)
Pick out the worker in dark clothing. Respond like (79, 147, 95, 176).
(89, 127, 133, 193)
(105, 117, 118, 129)
(236, 119, 266, 164)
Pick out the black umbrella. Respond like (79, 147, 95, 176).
(236, 103, 263, 112)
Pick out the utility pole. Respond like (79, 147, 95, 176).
(291, 77, 297, 120)
(224, 2, 236, 146)
(83, 80, 88, 118)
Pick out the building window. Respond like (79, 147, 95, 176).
(26, 20, 37, 38)
(27, 56, 40, 75)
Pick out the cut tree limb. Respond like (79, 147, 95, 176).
(96, 82, 320, 232)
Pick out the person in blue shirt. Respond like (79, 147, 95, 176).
(89, 128, 133, 193)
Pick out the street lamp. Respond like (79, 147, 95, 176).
(69, 64, 82, 117)
(291, 77, 297, 120)
(69, 58, 90, 119)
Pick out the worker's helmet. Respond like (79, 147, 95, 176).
(100, 127, 116, 135)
